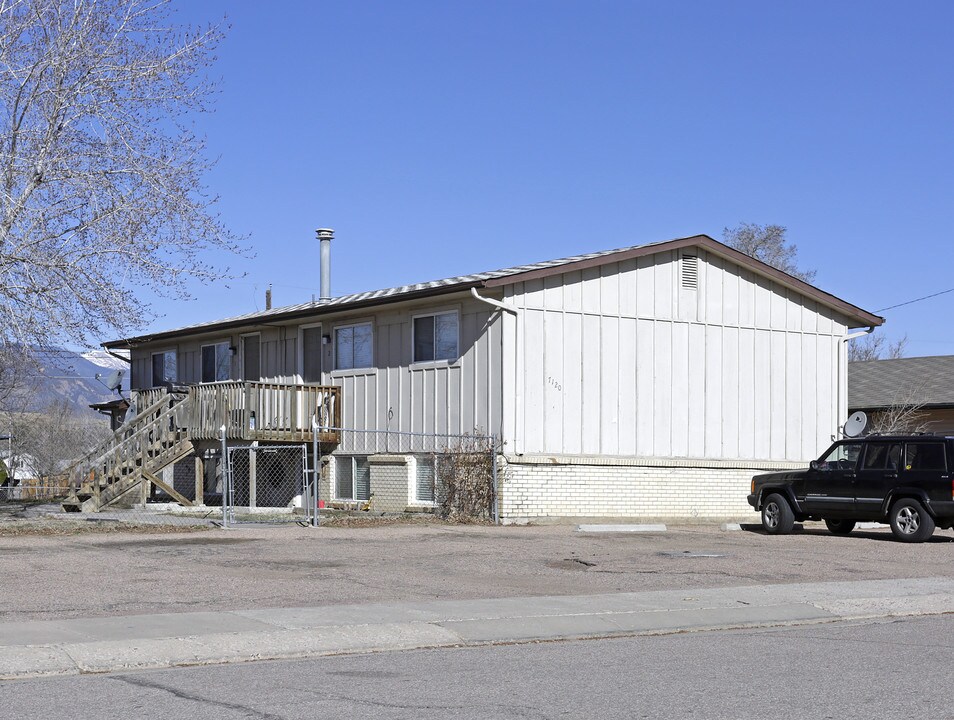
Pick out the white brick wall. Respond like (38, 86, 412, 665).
(499, 455, 804, 522)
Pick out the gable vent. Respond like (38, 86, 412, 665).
(681, 254, 699, 290)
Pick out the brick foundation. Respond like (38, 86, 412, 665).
(499, 455, 804, 523)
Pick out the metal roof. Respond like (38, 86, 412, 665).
(105, 233, 882, 348)
(849, 355, 954, 410)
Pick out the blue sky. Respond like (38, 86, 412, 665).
(147, 0, 953, 357)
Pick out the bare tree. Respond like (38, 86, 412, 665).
(723, 223, 816, 283)
(0, 341, 35, 411)
(848, 332, 908, 362)
(866, 382, 928, 435)
(5, 398, 109, 486)
(0, 0, 243, 354)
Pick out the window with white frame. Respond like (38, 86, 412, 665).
(414, 455, 438, 504)
(413, 311, 458, 362)
(335, 456, 370, 501)
(151, 350, 177, 386)
(335, 323, 373, 370)
(201, 342, 231, 383)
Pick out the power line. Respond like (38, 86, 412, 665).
(875, 287, 954, 313)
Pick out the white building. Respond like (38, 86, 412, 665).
(105, 233, 882, 521)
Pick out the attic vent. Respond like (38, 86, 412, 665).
(681, 254, 699, 290)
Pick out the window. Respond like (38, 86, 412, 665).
(151, 350, 177, 386)
(413, 312, 458, 362)
(415, 456, 437, 504)
(818, 442, 862, 471)
(905, 443, 947, 471)
(335, 456, 370, 501)
(862, 443, 901, 471)
(335, 323, 373, 370)
(201, 342, 231, 383)
(301, 326, 322, 382)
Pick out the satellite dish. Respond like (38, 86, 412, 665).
(104, 369, 124, 391)
(843, 411, 868, 438)
(94, 369, 126, 397)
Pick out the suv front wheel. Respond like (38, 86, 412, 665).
(889, 498, 935, 543)
(761, 493, 795, 535)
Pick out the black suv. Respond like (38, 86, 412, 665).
(748, 435, 954, 542)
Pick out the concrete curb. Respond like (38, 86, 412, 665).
(3, 577, 953, 680)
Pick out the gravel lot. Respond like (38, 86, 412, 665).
(1, 519, 952, 622)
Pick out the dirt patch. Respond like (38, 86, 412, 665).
(0, 519, 211, 537)
(88, 535, 248, 549)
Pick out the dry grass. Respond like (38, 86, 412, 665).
(317, 512, 480, 528)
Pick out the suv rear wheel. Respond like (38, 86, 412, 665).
(761, 493, 795, 535)
(824, 519, 856, 535)
(889, 498, 935, 543)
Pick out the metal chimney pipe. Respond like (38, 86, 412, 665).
(316, 228, 334, 300)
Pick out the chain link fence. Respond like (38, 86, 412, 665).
(1, 426, 500, 530)
(223, 444, 314, 526)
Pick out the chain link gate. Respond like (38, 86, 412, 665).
(222, 444, 319, 526)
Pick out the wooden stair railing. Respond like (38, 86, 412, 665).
(63, 392, 195, 512)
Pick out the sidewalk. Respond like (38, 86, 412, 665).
(3, 577, 953, 680)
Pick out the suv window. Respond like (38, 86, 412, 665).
(862, 443, 902, 471)
(819, 442, 862, 471)
(904, 442, 947, 471)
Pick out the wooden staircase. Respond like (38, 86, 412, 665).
(63, 392, 196, 512)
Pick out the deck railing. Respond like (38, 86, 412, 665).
(183, 381, 341, 442)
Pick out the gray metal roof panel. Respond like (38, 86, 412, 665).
(105, 234, 880, 348)
(848, 355, 954, 409)
(105, 239, 677, 346)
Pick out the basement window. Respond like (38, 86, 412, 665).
(414, 456, 437, 505)
(335, 456, 370, 501)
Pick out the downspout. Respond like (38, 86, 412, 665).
(470, 287, 522, 456)
(836, 326, 875, 438)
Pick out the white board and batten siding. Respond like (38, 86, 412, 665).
(501, 249, 853, 463)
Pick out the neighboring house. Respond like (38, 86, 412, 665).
(849, 356, 954, 435)
(101, 233, 882, 521)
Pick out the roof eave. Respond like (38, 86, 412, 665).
(103, 279, 486, 349)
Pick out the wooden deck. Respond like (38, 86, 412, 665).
(136, 382, 341, 443)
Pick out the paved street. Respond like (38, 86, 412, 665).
(3, 521, 953, 718)
(3, 613, 951, 719)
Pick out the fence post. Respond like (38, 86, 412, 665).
(220, 425, 228, 528)
(311, 417, 320, 527)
